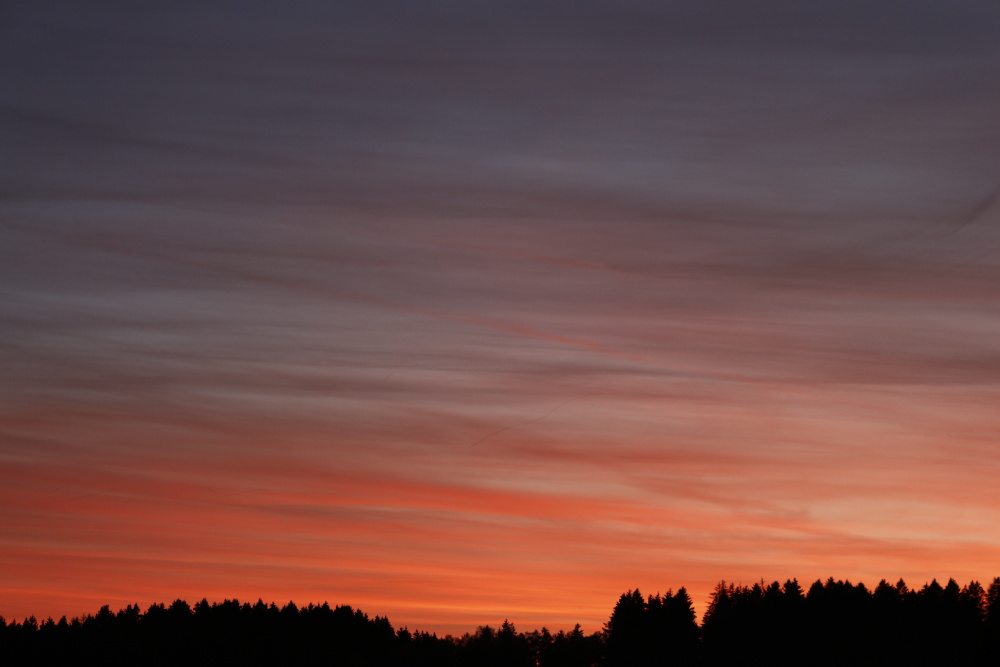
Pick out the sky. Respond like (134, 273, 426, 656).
(2, 1, 1000, 635)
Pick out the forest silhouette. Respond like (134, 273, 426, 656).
(4, 576, 1000, 665)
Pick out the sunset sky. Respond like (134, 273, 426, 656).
(3, 1, 1000, 634)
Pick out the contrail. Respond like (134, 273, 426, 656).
(956, 183, 1000, 231)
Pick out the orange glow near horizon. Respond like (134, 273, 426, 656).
(5, 375, 1000, 634)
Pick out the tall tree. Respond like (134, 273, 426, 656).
(605, 589, 648, 667)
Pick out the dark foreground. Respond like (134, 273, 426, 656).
(4, 576, 1000, 665)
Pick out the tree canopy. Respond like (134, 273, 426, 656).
(4, 576, 1000, 665)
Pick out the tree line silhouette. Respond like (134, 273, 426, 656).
(4, 576, 1000, 665)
